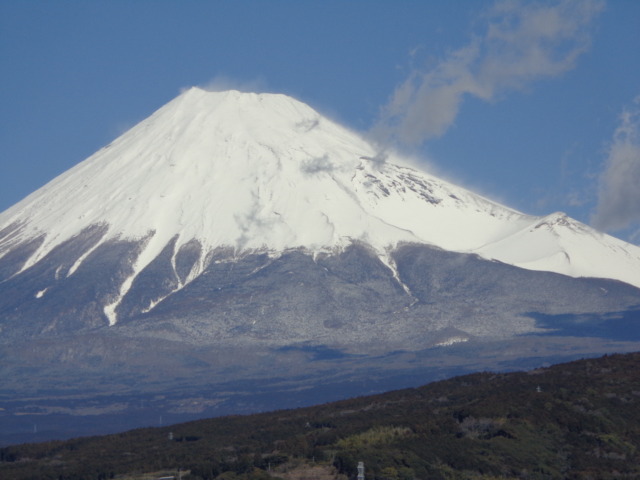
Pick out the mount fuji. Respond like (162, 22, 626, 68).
(1, 87, 640, 445)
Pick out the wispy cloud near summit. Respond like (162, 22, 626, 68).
(592, 95, 640, 237)
(373, 0, 604, 147)
(196, 75, 268, 94)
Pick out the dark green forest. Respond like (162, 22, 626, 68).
(2, 352, 639, 480)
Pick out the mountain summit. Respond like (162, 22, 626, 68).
(2, 87, 520, 261)
(2, 88, 640, 445)
(1, 87, 639, 305)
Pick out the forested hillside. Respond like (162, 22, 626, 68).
(2, 352, 639, 480)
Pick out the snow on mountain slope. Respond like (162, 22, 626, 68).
(476, 212, 640, 289)
(0, 88, 525, 264)
(352, 160, 531, 251)
(1, 86, 639, 315)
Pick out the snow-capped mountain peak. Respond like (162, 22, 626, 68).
(1, 87, 639, 326)
(0, 87, 526, 269)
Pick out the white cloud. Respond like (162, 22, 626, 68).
(591, 96, 640, 233)
(373, 0, 604, 146)
(196, 75, 268, 93)
(300, 155, 335, 175)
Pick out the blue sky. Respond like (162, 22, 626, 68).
(1, 0, 639, 243)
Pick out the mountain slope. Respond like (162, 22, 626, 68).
(477, 212, 640, 288)
(2, 87, 640, 445)
(1, 88, 639, 322)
